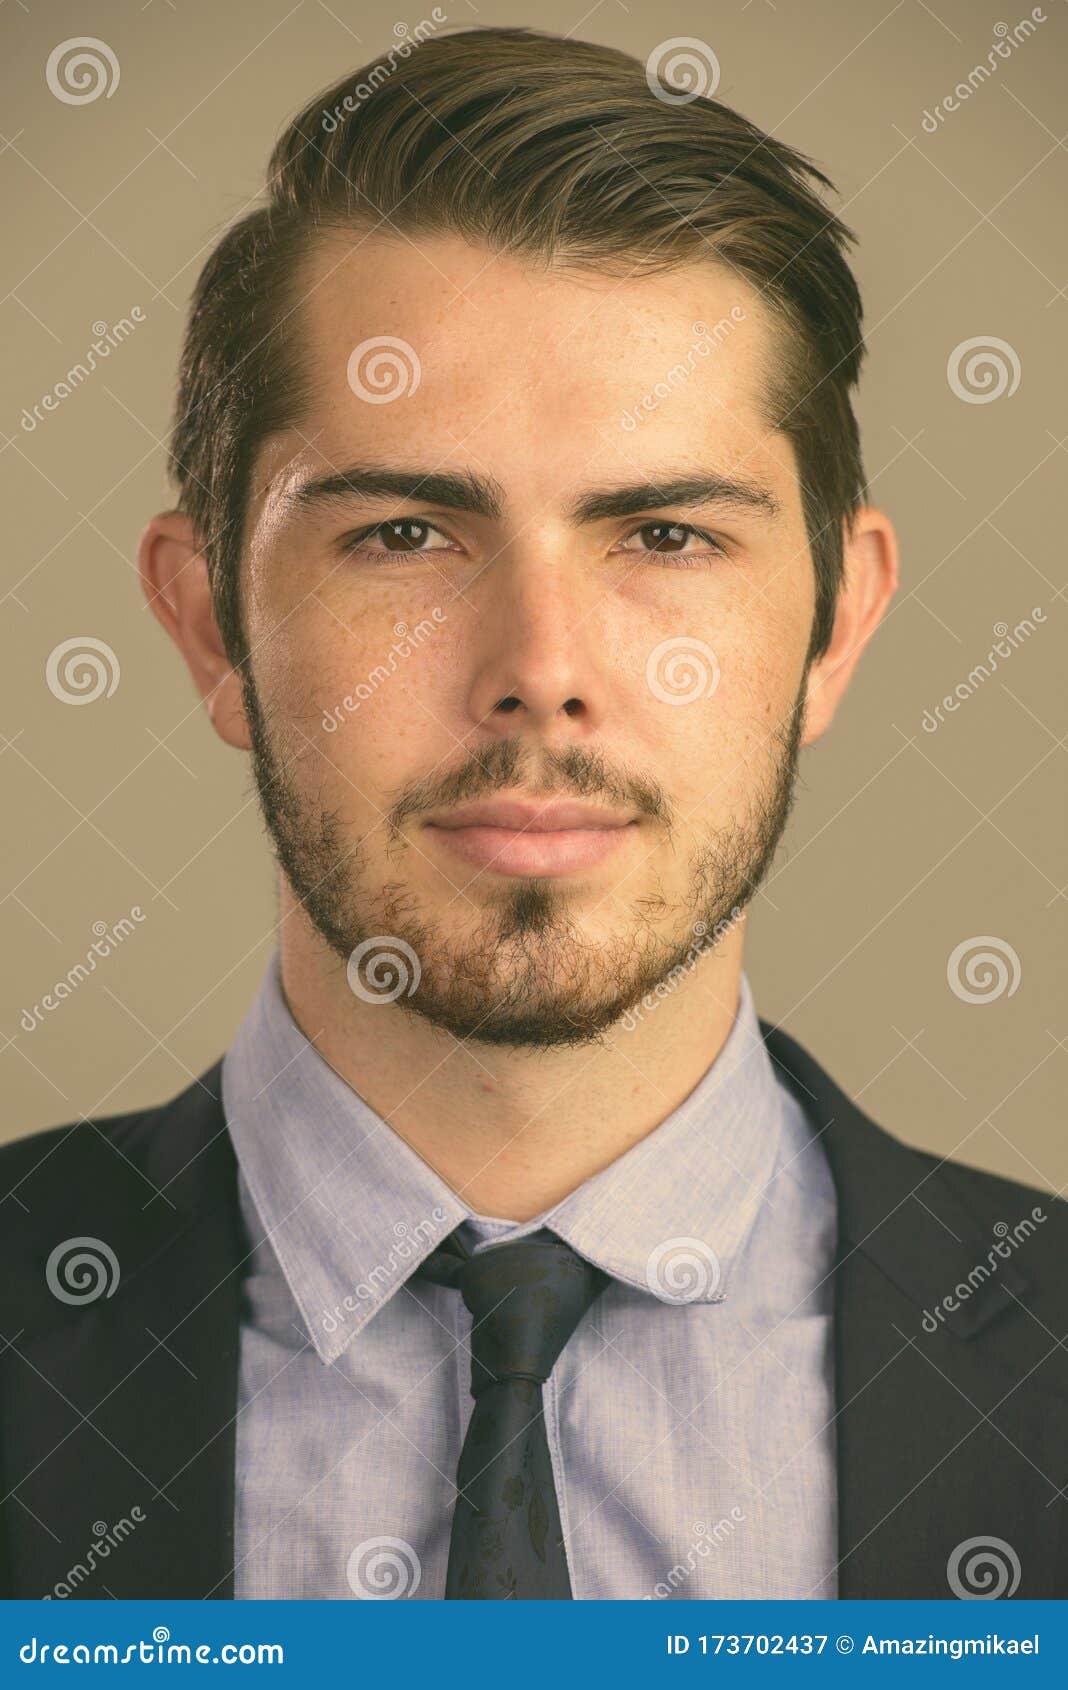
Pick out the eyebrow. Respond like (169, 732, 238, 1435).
(282, 464, 782, 526)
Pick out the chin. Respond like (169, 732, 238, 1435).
(398, 985, 640, 1050)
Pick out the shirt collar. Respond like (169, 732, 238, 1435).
(536, 968, 786, 1305)
(223, 952, 787, 1364)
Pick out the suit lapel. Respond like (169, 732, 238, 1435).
(763, 1020, 1067, 1599)
(1, 1063, 245, 1598)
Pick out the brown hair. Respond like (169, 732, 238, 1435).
(168, 25, 867, 669)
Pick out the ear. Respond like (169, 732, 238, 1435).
(137, 510, 251, 751)
(801, 507, 899, 747)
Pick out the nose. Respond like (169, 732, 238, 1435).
(466, 554, 609, 741)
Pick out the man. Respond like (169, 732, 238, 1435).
(2, 26, 1064, 1602)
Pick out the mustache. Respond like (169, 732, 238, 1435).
(387, 738, 671, 836)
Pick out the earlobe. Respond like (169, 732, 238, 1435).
(137, 510, 252, 751)
(800, 507, 899, 748)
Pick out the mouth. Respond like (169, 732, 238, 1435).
(423, 797, 639, 878)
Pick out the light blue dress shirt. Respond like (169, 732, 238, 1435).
(222, 951, 838, 1599)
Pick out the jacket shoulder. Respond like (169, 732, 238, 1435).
(766, 1011, 1065, 1229)
(0, 1099, 162, 1186)
(763, 1015, 1067, 1332)
(914, 1142, 1067, 1260)
(0, 1064, 232, 1338)
(0, 1072, 213, 1202)
(927, 1145, 1063, 1213)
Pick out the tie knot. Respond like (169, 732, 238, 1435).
(421, 1228, 609, 1397)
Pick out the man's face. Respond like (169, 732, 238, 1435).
(239, 233, 817, 1046)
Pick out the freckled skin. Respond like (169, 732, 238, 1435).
(141, 229, 897, 1209)
(248, 237, 815, 832)
(238, 236, 828, 1041)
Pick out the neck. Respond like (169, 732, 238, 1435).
(277, 905, 747, 1223)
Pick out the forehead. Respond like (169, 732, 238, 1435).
(266, 230, 795, 503)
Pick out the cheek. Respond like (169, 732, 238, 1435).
(621, 579, 804, 714)
(254, 601, 449, 808)
(706, 563, 811, 722)
(632, 618, 804, 821)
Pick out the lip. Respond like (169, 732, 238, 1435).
(427, 799, 636, 833)
(424, 797, 638, 878)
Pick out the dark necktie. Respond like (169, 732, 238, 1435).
(417, 1226, 609, 1599)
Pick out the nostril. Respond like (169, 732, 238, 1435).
(492, 696, 584, 716)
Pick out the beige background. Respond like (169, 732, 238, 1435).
(2, 0, 1065, 1193)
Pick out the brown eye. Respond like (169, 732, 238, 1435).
(340, 518, 456, 563)
(616, 521, 727, 565)
(378, 520, 431, 551)
(638, 522, 690, 553)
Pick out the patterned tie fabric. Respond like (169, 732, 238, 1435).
(416, 1226, 610, 1599)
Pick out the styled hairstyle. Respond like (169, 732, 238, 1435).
(168, 25, 867, 669)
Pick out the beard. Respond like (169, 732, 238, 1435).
(243, 672, 807, 1050)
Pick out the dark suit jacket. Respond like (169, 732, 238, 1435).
(1, 1022, 1065, 1600)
